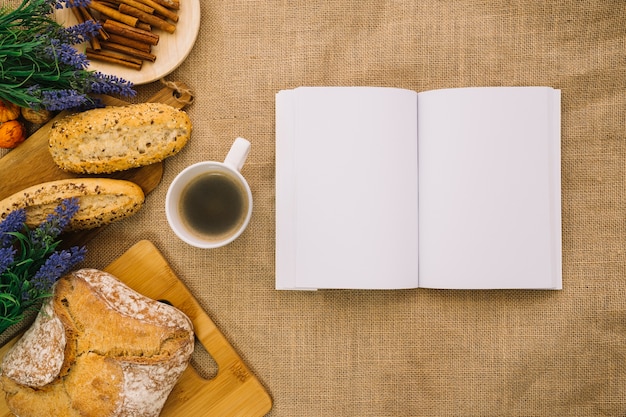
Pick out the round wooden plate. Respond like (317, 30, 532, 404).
(54, 0, 201, 85)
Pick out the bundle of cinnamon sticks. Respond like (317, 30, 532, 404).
(72, 0, 181, 70)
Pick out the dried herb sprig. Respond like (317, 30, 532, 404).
(0, 198, 86, 334)
(0, 0, 136, 111)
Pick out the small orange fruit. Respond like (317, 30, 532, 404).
(0, 120, 26, 148)
(0, 100, 21, 123)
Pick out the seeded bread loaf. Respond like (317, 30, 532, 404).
(0, 178, 144, 230)
(48, 102, 192, 174)
(0, 268, 195, 417)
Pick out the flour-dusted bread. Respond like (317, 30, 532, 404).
(0, 178, 145, 231)
(0, 269, 195, 417)
(48, 102, 192, 174)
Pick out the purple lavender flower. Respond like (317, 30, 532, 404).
(0, 209, 26, 248)
(30, 198, 79, 245)
(89, 73, 136, 97)
(31, 245, 86, 291)
(41, 38, 89, 69)
(0, 193, 87, 333)
(47, 197, 80, 235)
(52, 0, 92, 9)
(40, 89, 90, 111)
(0, 247, 16, 275)
(1, 0, 137, 112)
(59, 20, 101, 45)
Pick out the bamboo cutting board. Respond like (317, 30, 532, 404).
(0, 84, 192, 247)
(0, 240, 273, 416)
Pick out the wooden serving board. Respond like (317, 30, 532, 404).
(0, 240, 273, 416)
(0, 84, 192, 247)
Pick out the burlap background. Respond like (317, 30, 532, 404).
(2, 0, 626, 416)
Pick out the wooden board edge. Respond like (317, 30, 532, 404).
(106, 240, 273, 416)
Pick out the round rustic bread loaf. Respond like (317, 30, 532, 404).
(0, 178, 145, 231)
(0, 268, 195, 417)
(48, 102, 192, 174)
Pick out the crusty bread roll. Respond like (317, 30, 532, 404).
(1, 269, 194, 417)
(48, 102, 192, 174)
(0, 178, 144, 231)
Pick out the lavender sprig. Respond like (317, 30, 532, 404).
(0, 0, 136, 110)
(30, 246, 86, 292)
(0, 248, 16, 275)
(0, 198, 86, 334)
(0, 209, 26, 248)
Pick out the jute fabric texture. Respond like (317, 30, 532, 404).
(2, 1, 626, 416)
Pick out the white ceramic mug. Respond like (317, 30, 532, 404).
(165, 137, 253, 248)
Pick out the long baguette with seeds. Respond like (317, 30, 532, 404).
(0, 178, 145, 231)
(48, 102, 192, 174)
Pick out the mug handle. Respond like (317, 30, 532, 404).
(224, 137, 251, 172)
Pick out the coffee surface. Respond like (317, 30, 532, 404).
(179, 172, 247, 240)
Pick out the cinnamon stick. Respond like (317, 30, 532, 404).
(118, 0, 154, 14)
(79, 6, 110, 40)
(137, 22, 152, 31)
(150, 0, 178, 10)
(89, 34, 102, 50)
(90, 1, 138, 27)
(103, 19, 159, 45)
(118, 3, 176, 33)
(107, 33, 152, 52)
(100, 40, 157, 62)
(70, 3, 84, 23)
(99, 0, 119, 8)
(70, 6, 101, 49)
(134, 0, 178, 22)
(86, 48, 143, 70)
(78, 0, 179, 71)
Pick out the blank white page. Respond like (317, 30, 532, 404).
(416, 87, 562, 289)
(275, 89, 299, 289)
(278, 87, 419, 289)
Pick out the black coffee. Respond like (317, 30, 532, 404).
(179, 171, 248, 241)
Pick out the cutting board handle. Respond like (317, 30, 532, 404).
(148, 81, 194, 108)
(104, 240, 272, 416)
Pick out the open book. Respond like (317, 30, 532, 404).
(275, 86, 562, 290)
